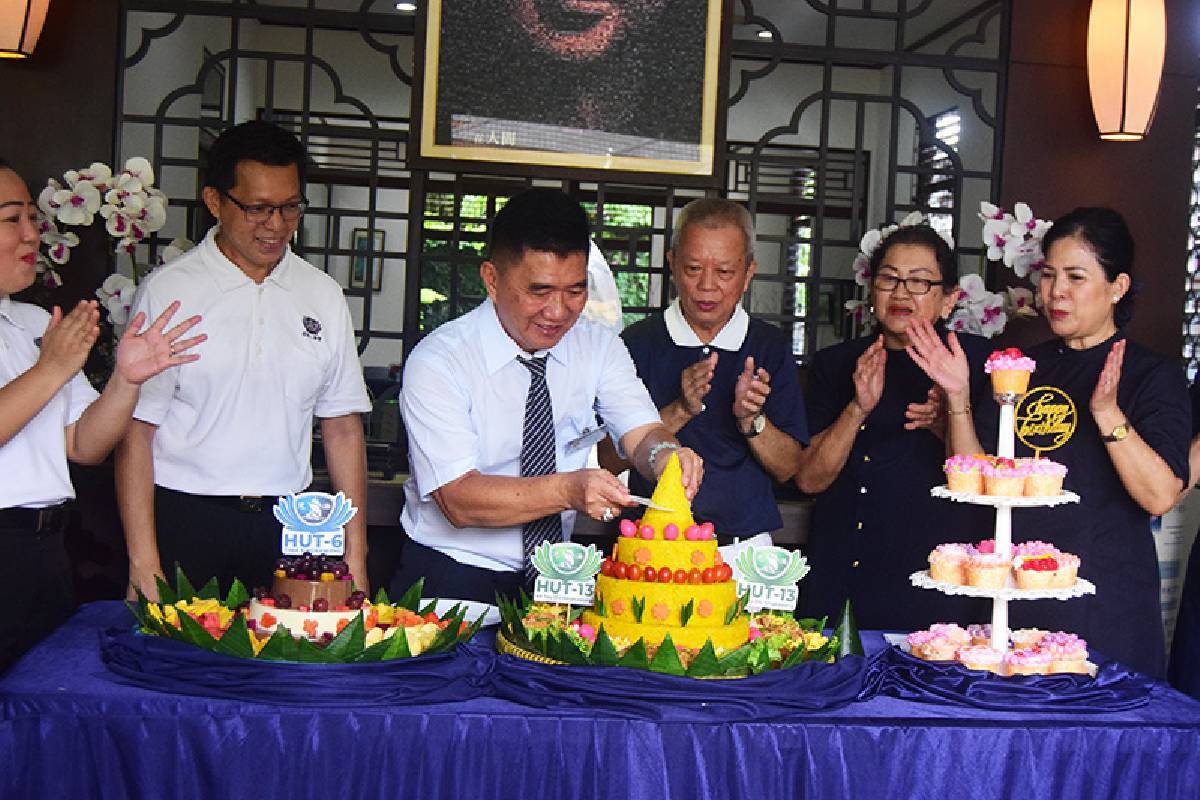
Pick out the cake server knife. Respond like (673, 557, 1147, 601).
(628, 494, 676, 512)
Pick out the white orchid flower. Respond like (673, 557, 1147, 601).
(957, 273, 987, 301)
(852, 253, 872, 286)
(979, 201, 1004, 221)
(51, 181, 102, 226)
(983, 218, 1011, 261)
(96, 273, 137, 325)
(42, 268, 63, 289)
(123, 157, 155, 187)
(37, 180, 62, 216)
(159, 237, 194, 266)
(1004, 287, 1038, 318)
(140, 194, 168, 231)
(43, 230, 79, 265)
(111, 171, 146, 197)
(860, 228, 881, 256)
(899, 211, 924, 228)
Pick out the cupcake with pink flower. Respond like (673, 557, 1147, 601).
(985, 347, 1036, 397)
(957, 644, 1005, 674)
(1005, 647, 1052, 676)
(1021, 457, 1068, 496)
(1010, 628, 1048, 649)
(1012, 540, 1059, 558)
(928, 543, 972, 584)
(944, 454, 986, 494)
(967, 552, 1010, 589)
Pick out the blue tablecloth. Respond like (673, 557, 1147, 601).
(3, 602, 1200, 800)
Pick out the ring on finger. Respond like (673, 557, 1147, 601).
(601, 507, 614, 523)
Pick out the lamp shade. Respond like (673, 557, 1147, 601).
(0, 0, 50, 59)
(1086, 0, 1166, 142)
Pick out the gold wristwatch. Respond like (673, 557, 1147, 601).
(1101, 422, 1131, 443)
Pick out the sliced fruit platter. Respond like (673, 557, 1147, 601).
(128, 568, 486, 663)
(496, 593, 845, 678)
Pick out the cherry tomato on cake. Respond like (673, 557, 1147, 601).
(658, 567, 673, 583)
(627, 564, 642, 581)
(688, 568, 703, 584)
(600, 559, 614, 577)
(702, 568, 715, 584)
(673, 569, 688, 584)
(644, 567, 657, 582)
(614, 562, 629, 580)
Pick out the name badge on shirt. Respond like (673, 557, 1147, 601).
(566, 422, 609, 454)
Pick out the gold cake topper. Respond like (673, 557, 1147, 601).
(1015, 385, 1077, 456)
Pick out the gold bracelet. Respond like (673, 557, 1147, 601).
(948, 404, 972, 416)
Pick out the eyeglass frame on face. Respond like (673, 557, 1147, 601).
(220, 190, 309, 223)
(872, 273, 946, 296)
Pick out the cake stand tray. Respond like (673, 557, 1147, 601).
(909, 570, 1096, 601)
(931, 486, 1081, 507)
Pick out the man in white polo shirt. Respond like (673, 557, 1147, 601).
(116, 121, 372, 598)
(395, 188, 703, 604)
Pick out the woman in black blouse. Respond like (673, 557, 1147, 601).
(795, 224, 990, 631)
(910, 207, 1189, 678)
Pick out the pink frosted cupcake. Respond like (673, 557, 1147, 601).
(972, 539, 996, 555)
(985, 348, 1036, 396)
(1010, 628, 1047, 649)
(928, 543, 971, 584)
(1051, 551, 1081, 588)
(967, 553, 1010, 588)
(1042, 632, 1089, 674)
(967, 623, 992, 646)
(1012, 540, 1059, 558)
(957, 645, 1004, 673)
(907, 624, 970, 661)
(982, 458, 1029, 497)
(1022, 458, 1068, 496)
(1005, 647, 1052, 676)
(944, 454, 986, 494)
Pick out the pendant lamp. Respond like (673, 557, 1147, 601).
(1086, 0, 1167, 142)
(0, 0, 51, 59)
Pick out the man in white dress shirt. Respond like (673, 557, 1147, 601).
(116, 121, 372, 599)
(395, 188, 703, 603)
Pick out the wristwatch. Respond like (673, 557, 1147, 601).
(1101, 422, 1131, 443)
(744, 413, 767, 438)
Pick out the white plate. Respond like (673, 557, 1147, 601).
(930, 485, 1081, 508)
(421, 597, 500, 627)
(909, 570, 1097, 601)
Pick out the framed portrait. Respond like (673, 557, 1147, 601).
(349, 228, 384, 291)
(411, 0, 730, 185)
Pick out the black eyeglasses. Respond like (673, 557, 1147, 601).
(221, 191, 309, 223)
(873, 274, 945, 296)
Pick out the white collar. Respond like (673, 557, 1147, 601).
(479, 298, 571, 375)
(0, 295, 21, 328)
(663, 298, 749, 350)
(203, 227, 294, 292)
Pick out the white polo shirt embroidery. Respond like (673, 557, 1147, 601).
(131, 229, 371, 495)
(0, 297, 98, 508)
(401, 298, 661, 571)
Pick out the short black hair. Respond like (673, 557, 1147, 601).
(869, 224, 958, 285)
(488, 188, 590, 267)
(1042, 206, 1136, 327)
(0, 156, 10, 170)
(204, 121, 307, 195)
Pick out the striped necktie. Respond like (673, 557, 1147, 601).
(518, 355, 562, 589)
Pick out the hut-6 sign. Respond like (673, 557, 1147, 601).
(531, 542, 603, 605)
(273, 492, 358, 556)
(732, 546, 810, 612)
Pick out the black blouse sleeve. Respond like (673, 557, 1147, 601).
(1126, 350, 1191, 485)
(805, 342, 853, 437)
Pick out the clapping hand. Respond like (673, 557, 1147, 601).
(679, 351, 717, 416)
(1090, 339, 1126, 420)
(733, 356, 771, 427)
(852, 336, 886, 416)
(905, 318, 970, 400)
(905, 386, 947, 438)
(114, 300, 206, 386)
(36, 301, 101, 383)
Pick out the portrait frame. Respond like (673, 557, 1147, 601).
(349, 228, 384, 292)
(411, 0, 731, 186)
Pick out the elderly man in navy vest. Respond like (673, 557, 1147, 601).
(602, 199, 807, 541)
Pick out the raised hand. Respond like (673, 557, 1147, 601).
(733, 356, 771, 424)
(679, 351, 717, 416)
(1090, 338, 1126, 420)
(114, 301, 206, 386)
(36, 301, 101, 383)
(905, 317, 970, 399)
(852, 335, 886, 416)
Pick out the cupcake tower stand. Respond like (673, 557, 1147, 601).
(909, 392, 1094, 653)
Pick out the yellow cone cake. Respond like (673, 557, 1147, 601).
(580, 453, 750, 652)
